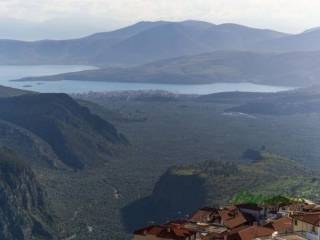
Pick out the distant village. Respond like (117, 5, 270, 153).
(133, 199, 320, 240)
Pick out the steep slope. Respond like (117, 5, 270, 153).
(0, 21, 288, 65)
(0, 147, 57, 239)
(22, 50, 320, 87)
(122, 153, 320, 231)
(0, 93, 127, 169)
(0, 85, 32, 98)
(0, 119, 62, 169)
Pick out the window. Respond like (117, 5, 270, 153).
(294, 220, 298, 226)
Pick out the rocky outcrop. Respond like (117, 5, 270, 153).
(0, 147, 57, 239)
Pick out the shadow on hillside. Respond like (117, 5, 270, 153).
(121, 173, 207, 232)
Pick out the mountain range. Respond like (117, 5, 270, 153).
(17, 50, 320, 87)
(3, 19, 320, 240)
(0, 20, 291, 66)
(3, 20, 320, 67)
(3, 20, 320, 87)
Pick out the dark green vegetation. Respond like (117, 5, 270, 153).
(0, 21, 287, 66)
(57, 89, 320, 239)
(0, 93, 126, 169)
(2, 88, 320, 239)
(123, 152, 320, 231)
(231, 192, 297, 206)
(20, 50, 320, 87)
(3, 19, 320, 240)
(0, 147, 57, 239)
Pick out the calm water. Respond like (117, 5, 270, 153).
(0, 65, 293, 95)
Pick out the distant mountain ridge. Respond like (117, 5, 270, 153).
(18, 50, 320, 87)
(256, 28, 320, 52)
(0, 20, 288, 65)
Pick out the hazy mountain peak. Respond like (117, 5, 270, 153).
(85, 20, 168, 40)
(303, 26, 320, 34)
(0, 20, 294, 65)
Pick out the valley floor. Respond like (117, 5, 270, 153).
(34, 95, 320, 239)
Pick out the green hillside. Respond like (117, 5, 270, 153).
(122, 153, 320, 231)
(0, 93, 127, 169)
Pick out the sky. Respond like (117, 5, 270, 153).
(1, 0, 320, 40)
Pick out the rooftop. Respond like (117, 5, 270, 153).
(238, 225, 274, 240)
(292, 212, 320, 226)
(219, 206, 251, 229)
(264, 217, 292, 232)
(189, 207, 220, 223)
(256, 233, 307, 240)
(134, 224, 196, 239)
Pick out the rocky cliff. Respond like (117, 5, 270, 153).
(0, 147, 56, 239)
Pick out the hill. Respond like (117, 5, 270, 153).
(0, 21, 287, 65)
(221, 87, 320, 115)
(19, 50, 320, 87)
(0, 85, 32, 98)
(257, 28, 320, 52)
(0, 93, 127, 169)
(0, 147, 57, 239)
(0, 119, 63, 169)
(122, 153, 320, 231)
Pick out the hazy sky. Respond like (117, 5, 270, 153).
(1, 0, 320, 40)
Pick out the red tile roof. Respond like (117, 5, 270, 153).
(237, 226, 274, 240)
(292, 212, 320, 226)
(134, 224, 195, 239)
(219, 207, 250, 229)
(264, 217, 292, 233)
(190, 207, 220, 223)
(303, 204, 320, 212)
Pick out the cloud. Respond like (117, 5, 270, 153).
(0, 0, 320, 39)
